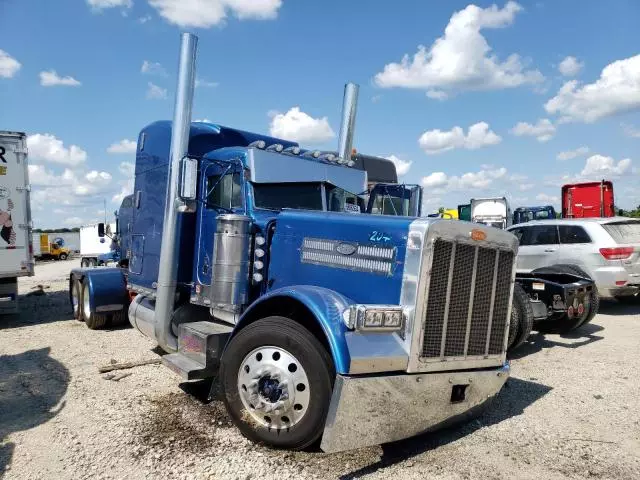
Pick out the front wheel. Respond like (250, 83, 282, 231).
(59, 253, 68, 260)
(220, 316, 334, 450)
(508, 283, 534, 352)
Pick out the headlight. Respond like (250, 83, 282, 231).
(343, 305, 405, 332)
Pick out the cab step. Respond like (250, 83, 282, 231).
(161, 321, 233, 381)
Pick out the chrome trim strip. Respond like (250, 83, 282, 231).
(439, 242, 457, 359)
(128, 283, 156, 299)
(484, 250, 500, 356)
(463, 246, 479, 357)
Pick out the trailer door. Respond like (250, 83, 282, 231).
(0, 132, 33, 277)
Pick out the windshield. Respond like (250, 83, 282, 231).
(602, 221, 640, 243)
(252, 182, 361, 212)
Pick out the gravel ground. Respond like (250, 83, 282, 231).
(1, 260, 639, 480)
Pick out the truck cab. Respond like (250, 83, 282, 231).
(513, 205, 557, 225)
(471, 197, 512, 229)
(69, 33, 516, 454)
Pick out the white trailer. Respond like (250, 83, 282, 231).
(80, 223, 115, 267)
(0, 131, 34, 314)
(471, 197, 512, 229)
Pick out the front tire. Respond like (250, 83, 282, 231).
(59, 253, 68, 260)
(220, 316, 334, 450)
(70, 277, 82, 320)
(81, 279, 108, 330)
(508, 283, 534, 351)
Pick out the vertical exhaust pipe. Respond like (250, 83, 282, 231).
(600, 179, 605, 217)
(337, 83, 359, 165)
(154, 32, 198, 353)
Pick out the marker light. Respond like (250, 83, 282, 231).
(254, 260, 264, 270)
(253, 273, 264, 283)
(284, 146, 301, 155)
(255, 248, 265, 258)
(255, 236, 266, 246)
(266, 143, 284, 153)
(343, 305, 405, 332)
(249, 140, 266, 149)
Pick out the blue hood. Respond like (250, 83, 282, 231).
(267, 210, 413, 305)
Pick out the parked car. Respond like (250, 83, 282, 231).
(508, 217, 640, 303)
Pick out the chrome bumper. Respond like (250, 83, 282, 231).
(320, 363, 509, 452)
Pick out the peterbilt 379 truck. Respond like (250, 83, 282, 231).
(70, 34, 515, 452)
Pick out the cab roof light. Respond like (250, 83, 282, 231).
(599, 247, 633, 260)
(283, 146, 301, 155)
(319, 153, 338, 163)
(249, 140, 266, 149)
(266, 143, 284, 153)
(302, 150, 320, 159)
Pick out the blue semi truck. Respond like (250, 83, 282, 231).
(69, 34, 516, 453)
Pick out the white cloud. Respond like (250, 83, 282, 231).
(141, 60, 166, 76)
(87, 0, 132, 10)
(558, 56, 583, 77)
(0, 50, 21, 78)
(374, 1, 543, 96)
(195, 78, 219, 88)
(418, 122, 501, 154)
(536, 193, 559, 204)
(421, 172, 448, 188)
(146, 82, 167, 99)
(107, 139, 137, 154)
(556, 146, 589, 161)
(63, 217, 84, 226)
(621, 123, 640, 138)
(269, 107, 335, 144)
(148, 0, 282, 28)
(519, 183, 534, 191)
(581, 154, 632, 177)
(386, 155, 412, 176)
(422, 166, 507, 191)
(545, 54, 640, 123)
(39, 70, 81, 87)
(138, 15, 152, 23)
(27, 134, 87, 166)
(119, 161, 135, 176)
(28, 165, 76, 187)
(510, 118, 556, 142)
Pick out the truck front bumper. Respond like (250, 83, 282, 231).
(320, 362, 509, 453)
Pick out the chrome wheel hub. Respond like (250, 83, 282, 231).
(237, 346, 310, 430)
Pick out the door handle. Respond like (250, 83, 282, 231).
(544, 248, 556, 252)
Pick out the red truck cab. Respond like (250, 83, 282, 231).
(562, 180, 615, 218)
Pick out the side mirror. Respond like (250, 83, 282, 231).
(98, 223, 105, 237)
(179, 157, 198, 200)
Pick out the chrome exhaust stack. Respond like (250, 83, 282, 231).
(337, 83, 359, 166)
(154, 32, 198, 353)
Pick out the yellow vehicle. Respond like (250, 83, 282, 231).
(35, 234, 71, 260)
(441, 208, 459, 219)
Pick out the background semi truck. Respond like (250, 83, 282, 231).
(562, 180, 614, 218)
(471, 197, 512, 229)
(79, 223, 116, 267)
(0, 131, 34, 314)
(69, 33, 515, 453)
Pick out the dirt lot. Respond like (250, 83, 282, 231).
(1, 259, 639, 480)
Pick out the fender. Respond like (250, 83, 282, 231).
(236, 286, 353, 374)
(70, 267, 128, 314)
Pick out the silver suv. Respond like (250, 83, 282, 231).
(507, 217, 640, 302)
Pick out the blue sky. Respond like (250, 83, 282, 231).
(1, 0, 639, 228)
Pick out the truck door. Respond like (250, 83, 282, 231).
(512, 225, 559, 272)
(195, 160, 244, 287)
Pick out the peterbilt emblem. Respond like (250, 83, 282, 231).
(335, 243, 357, 256)
(470, 229, 486, 241)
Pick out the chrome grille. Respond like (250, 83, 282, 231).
(421, 238, 514, 360)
